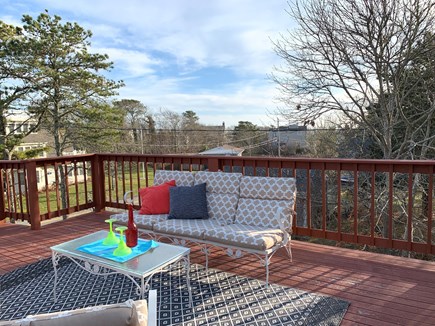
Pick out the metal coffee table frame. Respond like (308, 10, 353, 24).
(50, 230, 192, 304)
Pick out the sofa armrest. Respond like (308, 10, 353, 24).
(275, 206, 295, 232)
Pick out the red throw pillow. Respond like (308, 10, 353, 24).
(139, 180, 176, 214)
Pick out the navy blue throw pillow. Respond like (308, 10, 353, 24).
(168, 183, 209, 219)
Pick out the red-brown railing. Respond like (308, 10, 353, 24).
(0, 154, 97, 229)
(1, 154, 434, 255)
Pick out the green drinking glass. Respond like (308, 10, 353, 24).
(103, 218, 120, 246)
(113, 226, 132, 256)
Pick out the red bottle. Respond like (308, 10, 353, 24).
(126, 203, 138, 248)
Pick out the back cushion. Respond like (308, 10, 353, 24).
(194, 171, 242, 224)
(239, 176, 296, 202)
(154, 170, 194, 187)
(235, 198, 293, 229)
(207, 193, 239, 224)
(194, 171, 242, 194)
(236, 176, 296, 230)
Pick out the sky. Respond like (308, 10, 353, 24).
(1, 0, 295, 128)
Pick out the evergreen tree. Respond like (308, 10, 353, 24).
(23, 11, 123, 156)
(0, 21, 39, 159)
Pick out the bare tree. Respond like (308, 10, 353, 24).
(271, 0, 435, 159)
(154, 109, 182, 153)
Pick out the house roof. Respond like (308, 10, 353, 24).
(22, 129, 52, 145)
(198, 145, 244, 156)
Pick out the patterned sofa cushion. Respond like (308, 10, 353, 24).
(154, 170, 194, 187)
(207, 193, 239, 224)
(194, 171, 242, 224)
(203, 223, 286, 251)
(111, 211, 168, 231)
(194, 171, 242, 194)
(239, 176, 296, 202)
(0, 299, 148, 326)
(153, 219, 225, 240)
(235, 198, 293, 230)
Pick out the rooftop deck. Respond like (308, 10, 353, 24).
(1, 211, 434, 326)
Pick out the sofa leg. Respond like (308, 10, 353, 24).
(262, 254, 270, 288)
(201, 245, 209, 270)
(285, 243, 293, 262)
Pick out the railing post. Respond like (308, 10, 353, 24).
(0, 168, 5, 223)
(207, 157, 221, 172)
(25, 161, 41, 230)
(92, 154, 106, 212)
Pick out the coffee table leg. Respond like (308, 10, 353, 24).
(141, 277, 145, 300)
(182, 255, 193, 307)
(51, 251, 60, 302)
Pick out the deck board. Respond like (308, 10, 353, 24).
(1, 211, 434, 326)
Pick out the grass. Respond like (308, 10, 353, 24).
(5, 168, 156, 217)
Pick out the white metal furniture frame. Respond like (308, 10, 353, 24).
(50, 230, 192, 304)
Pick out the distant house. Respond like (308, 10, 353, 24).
(268, 125, 308, 153)
(6, 113, 47, 157)
(7, 114, 86, 191)
(198, 145, 244, 156)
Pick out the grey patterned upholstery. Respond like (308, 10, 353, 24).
(239, 175, 296, 201)
(203, 223, 286, 251)
(235, 198, 293, 230)
(111, 211, 168, 230)
(153, 219, 225, 240)
(154, 170, 194, 187)
(194, 171, 242, 224)
(194, 171, 242, 194)
(206, 193, 239, 224)
(112, 172, 297, 286)
(235, 176, 296, 231)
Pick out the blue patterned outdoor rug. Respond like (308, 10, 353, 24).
(0, 258, 349, 325)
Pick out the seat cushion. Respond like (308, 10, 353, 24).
(154, 170, 194, 187)
(203, 223, 286, 251)
(111, 211, 168, 230)
(240, 176, 296, 201)
(194, 171, 242, 195)
(235, 198, 292, 230)
(1, 299, 148, 326)
(153, 219, 224, 240)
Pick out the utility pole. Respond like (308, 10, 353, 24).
(277, 118, 281, 157)
(221, 121, 226, 146)
(140, 128, 145, 176)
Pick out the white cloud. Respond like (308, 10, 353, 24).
(118, 78, 279, 127)
(94, 47, 161, 77)
(3, 0, 295, 126)
(33, 0, 291, 74)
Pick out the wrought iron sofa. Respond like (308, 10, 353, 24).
(112, 170, 297, 285)
(0, 290, 157, 326)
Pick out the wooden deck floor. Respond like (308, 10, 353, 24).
(1, 211, 435, 326)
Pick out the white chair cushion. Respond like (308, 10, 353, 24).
(1, 299, 148, 326)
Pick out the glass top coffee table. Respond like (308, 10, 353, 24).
(50, 230, 192, 303)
